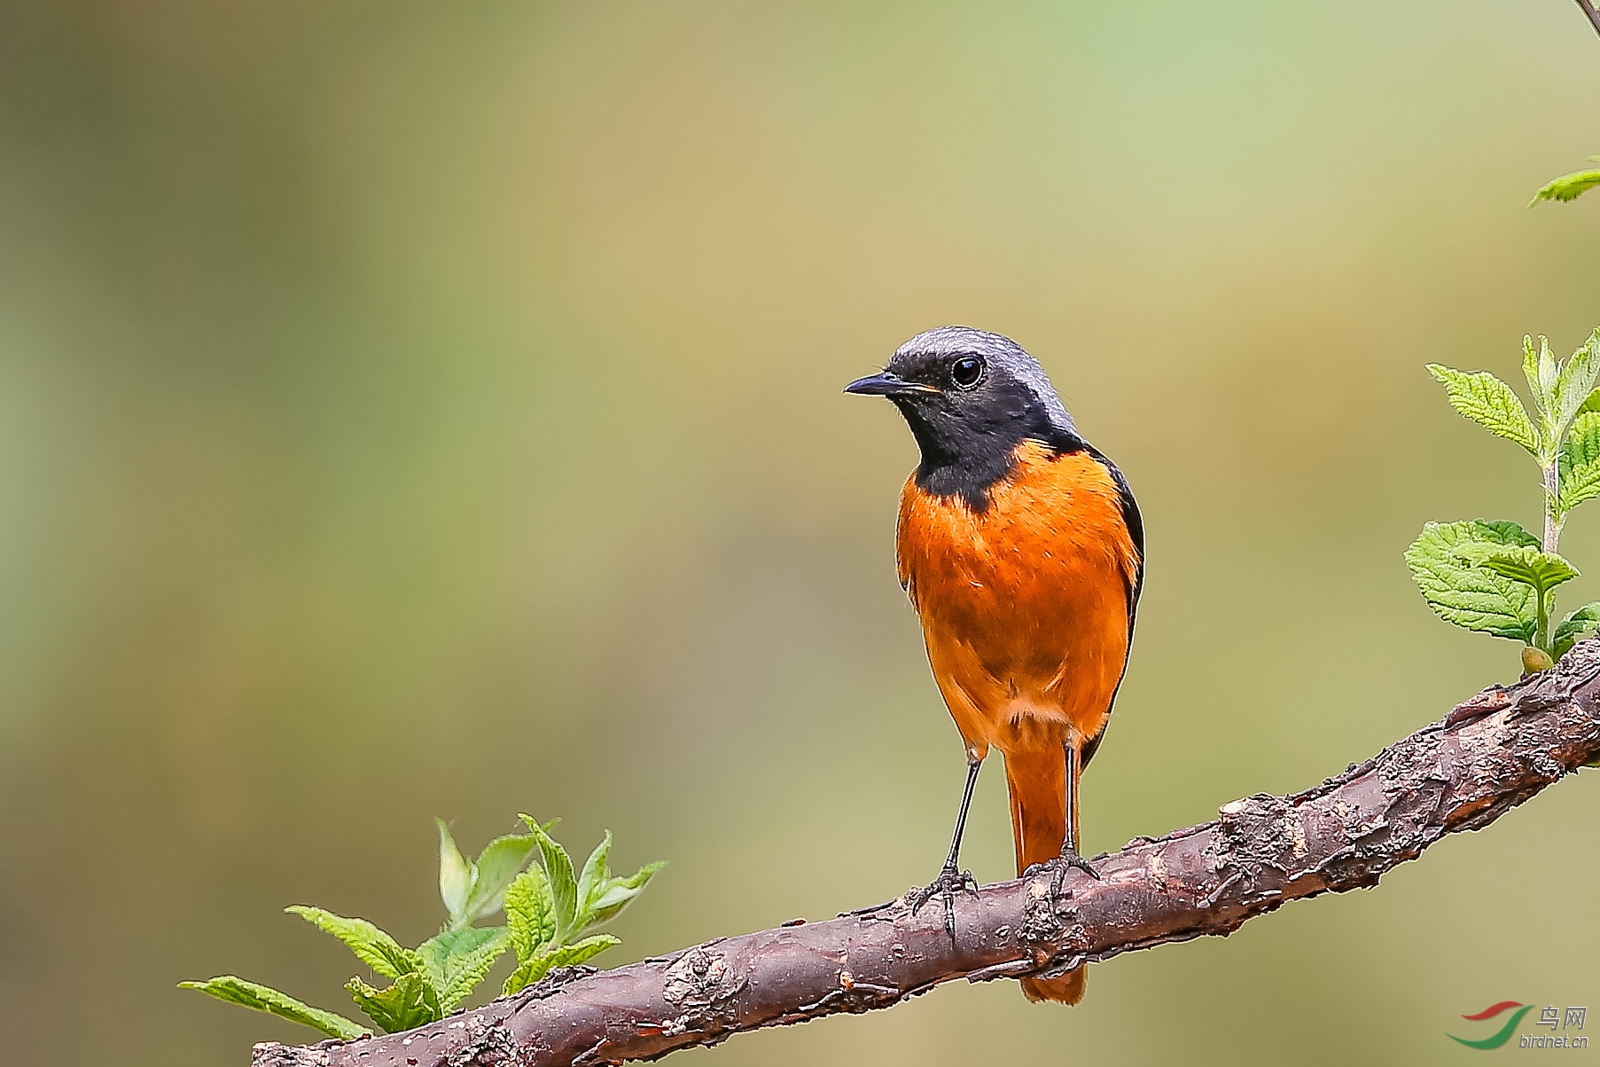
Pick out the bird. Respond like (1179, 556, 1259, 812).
(845, 325, 1143, 1005)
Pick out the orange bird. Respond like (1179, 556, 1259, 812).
(846, 326, 1143, 1005)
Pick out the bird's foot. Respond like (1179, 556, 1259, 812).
(908, 864, 979, 943)
(1023, 847, 1101, 900)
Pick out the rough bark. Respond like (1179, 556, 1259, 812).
(253, 640, 1600, 1067)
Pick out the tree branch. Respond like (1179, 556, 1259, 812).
(253, 641, 1600, 1067)
(1577, 0, 1600, 41)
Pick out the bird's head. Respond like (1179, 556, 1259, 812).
(845, 326, 1077, 504)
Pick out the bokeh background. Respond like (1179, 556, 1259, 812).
(2, 1, 1598, 1064)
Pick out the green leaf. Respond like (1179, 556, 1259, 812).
(1425, 364, 1539, 454)
(285, 907, 420, 980)
(1530, 168, 1600, 205)
(573, 832, 663, 929)
(520, 814, 578, 941)
(460, 832, 538, 928)
(587, 861, 666, 927)
(542, 933, 620, 970)
(504, 865, 557, 964)
(575, 830, 613, 927)
(1555, 330, 1600, 430)
(503, 934, 621, 996)
(1560, 412, 1600, 514)
(1404, 520, 1539, 642)
(1524, 335, 1543, 414)
(1476, 545, 1579, 597)
(503, 958, 541, 996)
(415, 926, 511, 1013)
(1522, 335, 1561, 440)
(180, 976, 369, 1041)
(437, 819, 473, 928)
(1554, 602, 1600, 659)
(346, 972, 438, 1034)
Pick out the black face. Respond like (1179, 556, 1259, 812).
(845, 346, 1081, 510)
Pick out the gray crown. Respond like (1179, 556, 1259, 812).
(894, 325, 1075, 433)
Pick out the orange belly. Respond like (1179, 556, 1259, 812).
(896, 439, 1139, 761)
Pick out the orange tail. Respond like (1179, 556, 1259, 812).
(1004, 744, 1088, 1006)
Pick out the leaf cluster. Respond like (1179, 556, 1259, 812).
(182, 815, 663, 1039)
(1410, 333, 1600, 662)
(501, 817, 663, 994)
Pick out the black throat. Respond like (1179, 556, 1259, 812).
(893, 380, 1083, 512)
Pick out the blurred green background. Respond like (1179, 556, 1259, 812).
(2, 1, 1598, 1064)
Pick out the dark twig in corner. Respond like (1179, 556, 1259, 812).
(252, 640, 1600, 1067)
(1577, 0, 1600, 40)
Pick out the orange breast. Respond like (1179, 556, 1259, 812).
(896, 439, 1139, 759)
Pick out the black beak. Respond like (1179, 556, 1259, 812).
(843, 372, 936, 397)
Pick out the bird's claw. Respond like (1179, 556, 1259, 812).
(1023, 848, 1101, 900)
(908, 865, 979, 943)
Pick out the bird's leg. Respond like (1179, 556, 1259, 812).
(1022, 739, 1101, 899)
(908, 754, 983, 942)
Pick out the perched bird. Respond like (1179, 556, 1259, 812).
(846, 326, 1143, 1005)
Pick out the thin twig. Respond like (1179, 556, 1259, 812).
(1576, 0, 1600, 40)
(251, 640, 1600, 1067)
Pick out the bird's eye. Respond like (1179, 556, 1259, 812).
(950, 356, 984, 388)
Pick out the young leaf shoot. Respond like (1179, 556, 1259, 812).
(1410, 331, 1600, 669)
(183, 816, 663, 1037)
